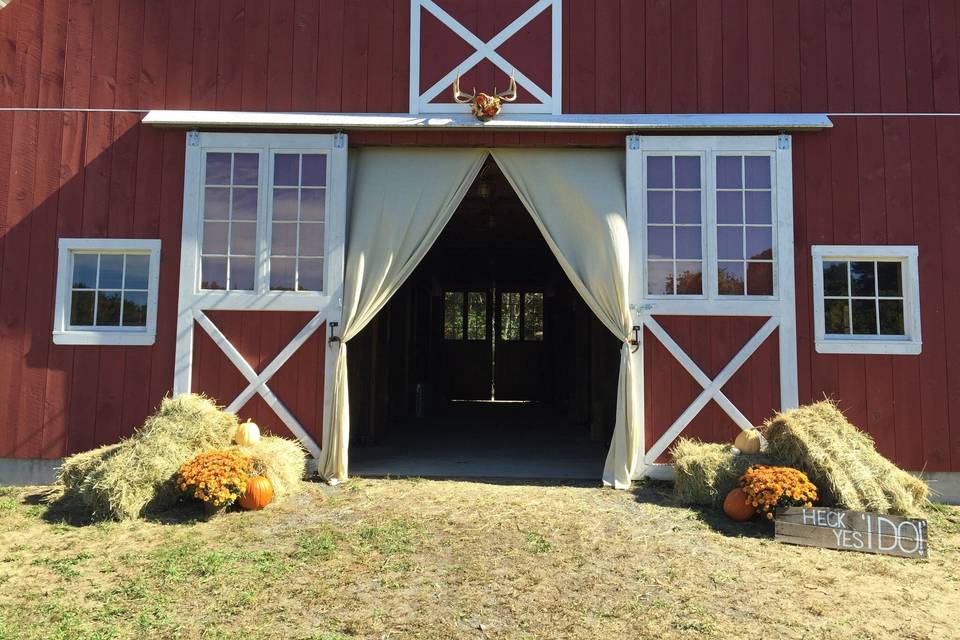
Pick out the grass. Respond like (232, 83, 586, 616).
(0, 479, 957, 639)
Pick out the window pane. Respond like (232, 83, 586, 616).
(233, 153, 259, 186)
(204, 187, 230, 219)
(717, 156, 742, 189)
(647, 191, 672, 224)
(230, 258, 256, 290)
(230, 221, 257, 255)
(647, 226, 673, 259)
(96, 291, 122, 326)
(99, 254, 124, 289)
(524, 292, 544, 341)
(125, 255, 150, 289)
(299, 223, 325, 258)
(466, 292, 487, 340)
(232, 187, 258, 220)
(300, 189, 326, 222)
(675, 226, 702, 260)
(823, 261, 848, 296)
(301, 155, 327, 187)
(270, 257, 296, 291)
(272, 188, 298, 221)
(745, 191, 772, 224)
(718, 262, 745, 295)
(647, 156, 672, 188)
(72, 254, 98, 289)
(444, 292, 464, 339)
(717, 227, 743, 260)
(272, 222, 298, 256)
(298, 258, 324, 291)
(745, 226, 773, 260)
(70, 290, 95, 325)
(500, 292, 521, 341)
(202, 221, 229, 254)
(675, 261, 702, 295)
(851, 299, 878, 334)
(273, 154, 299, 186)
(746, 262, 774, 296)
(675, 156, 700, 188)
(850, 262, 876, 297)
(717, 191, 743, 224)
(675, 191, 700, 224)
(647, 261, 673, 295)
(824, 299, 850, 334)
(201, 257, 227, 290)
(205, 152, 231, 185)
(879, 299, 905, 335)
(744, 156, 771, 188)
(123, 291, 148, 327)
(877, 262, 903, 297)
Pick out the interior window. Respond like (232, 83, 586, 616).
(500, 292, 521, 341)
(500, 291, 544, 341)
(443, 291, 464, 339)
(523, 292, 544, 341)
(466, 292, 487, 340)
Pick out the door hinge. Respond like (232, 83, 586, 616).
(627, 134, 641, 151)
(334, 132, 346, 149)
(777, 132, 790, 150)
(187, 129, 200, 146)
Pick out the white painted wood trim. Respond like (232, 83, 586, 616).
(52, 238, 162, 346)
(776, 138, 799, 407)
(144, 110, 833, 131)
(810, 245, 921, 355)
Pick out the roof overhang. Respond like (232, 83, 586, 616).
(143, 110, 832, 132)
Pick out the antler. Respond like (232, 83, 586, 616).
(452, 74, 476, 104)
(496, 75, 517, 102)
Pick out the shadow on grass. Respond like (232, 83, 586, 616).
(21, 487, 210, 527)
(631, 479, 773, 540)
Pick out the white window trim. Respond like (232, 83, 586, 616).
(811, 245, 921, 355)
(52, 238, 162, 346)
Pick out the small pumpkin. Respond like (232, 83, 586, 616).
(235, 420, 261, 446)
(238, 475, 273, 510)
(723, 487, 757, 522)
(734, 428, 763, 455)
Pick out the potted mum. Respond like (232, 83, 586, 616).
(177, 450, 253, 516)
(739, 465, 818, 522)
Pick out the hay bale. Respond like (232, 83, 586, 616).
(763, 401, 928, 515)
(671, 438, 777, 507)
(58, 443, 122, 492)
(238, 436, 307, 501)
(76, 395, 239, 519)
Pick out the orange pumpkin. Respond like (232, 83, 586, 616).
(723, 487, 756, 522)
(238, 475, 273, 510)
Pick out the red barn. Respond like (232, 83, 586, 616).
(0, 0, 956, 499)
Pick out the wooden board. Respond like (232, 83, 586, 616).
(775, 507, 928, 559)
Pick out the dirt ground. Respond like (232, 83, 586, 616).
(0, 478, 958, 640)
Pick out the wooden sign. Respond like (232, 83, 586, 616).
(774, 506, 928, 559)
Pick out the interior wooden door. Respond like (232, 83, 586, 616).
(439, 289, 492, 400)
(494, 290, 547, 401)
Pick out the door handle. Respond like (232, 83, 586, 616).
(328, 321, 341, 346)
(629, 325, 641, 353)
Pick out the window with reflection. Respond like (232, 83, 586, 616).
(443, 291, 487, 340)
(716, 155, 774, 296)
(500, 291, 544, 341)
(645, 155, 703, 295)
(69, 253, 151, 328)
(270, 153, 327, 291)
(200, 151, 259, 290)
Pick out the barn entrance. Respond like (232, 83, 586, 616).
(348, 158, 618, 479)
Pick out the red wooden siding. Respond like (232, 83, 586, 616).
(0, 1, 958, 473)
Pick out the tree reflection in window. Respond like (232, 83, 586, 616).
(523, 293, 544, 341)
(466, 292, 487, 340)
(443, 291, 464, 339)
(500, 291, 544, 342)
(500, 292, 521, 341)
(443, 290, 487, 340)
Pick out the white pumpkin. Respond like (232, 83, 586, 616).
(734, 428, 763, 454)
(235, 420, 261, 446)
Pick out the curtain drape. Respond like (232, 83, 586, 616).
(318, 147, 488, 481)
(490, 148, 641, 489)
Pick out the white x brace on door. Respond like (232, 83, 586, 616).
(626, 134, 799, 472)
(173, 132, 348, 458)
(410, 0, 562, 114)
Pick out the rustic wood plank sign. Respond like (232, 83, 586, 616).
(774, 506, 928, 559)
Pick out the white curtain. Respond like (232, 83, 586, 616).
(490, 149, 641, 489)
(318, 147, 488, 481)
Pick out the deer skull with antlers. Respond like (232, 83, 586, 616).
(453, 74, 517, 121)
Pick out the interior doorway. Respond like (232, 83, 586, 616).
(347, 157, 620, 479)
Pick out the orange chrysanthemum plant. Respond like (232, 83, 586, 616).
(739, 465, 818, 521)
(177, 450, 253, 508)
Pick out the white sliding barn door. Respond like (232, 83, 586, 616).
(174, 133, 348, 458)
(625, 134, 799, 475)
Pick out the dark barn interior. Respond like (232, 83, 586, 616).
(347, 158, 620, 479)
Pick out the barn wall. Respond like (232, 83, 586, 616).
(0, 1, 957, 472)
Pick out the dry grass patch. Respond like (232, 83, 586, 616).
(0, 479, 957, 639)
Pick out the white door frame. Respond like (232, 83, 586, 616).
(174, 132, 348, 458)
(626, 134, 799, 474)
